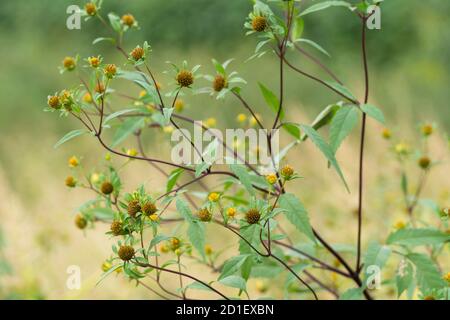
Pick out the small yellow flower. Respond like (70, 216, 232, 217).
(139, 90, 147, 98)
(208, 192, 220, 202)
(205, 118, 217, 128)
(130, 46, 145, 61)
(121, 14, 135, 27)
(85, 2, 97, 16)
(266, 173, 277, 185)
(105, 153, 111, 161)
(115, 266, 123, 274)
(382, 128, 392, 139)
(82, 92, 92, 103)
(160, 245, 169, 253)
(174, 248, 182, 256)
(88, 56, 101, 68)
(65, 176, 76, 188)
(101, 261, 112, 272)
(68, 156, 79, 168)
(174, 99, 185, 112)
(395, 143, 409, 155)
(47, 95, 60, 109)
(149, 214, 159, 222)
(171, 237, 181, 249)
(393, 220, 406, 230)
(237, 113, 247, 123)
(90, 173, 100, 183)
(63, 56, 76, 71)
(255, 280, 268, 293)
(163, 126, 174, 134)
(443, 272, 450, 283)
(104, 64, 117, 78)
(127, 148, 138, 157)
(421, 124, 434, 137)
(280, 165, 294, 179)
(249, 114, 261, 127)
(227, 207, 236, 218)
(204, 244, 213, 255)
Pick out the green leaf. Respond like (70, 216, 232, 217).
(329, 106, 359, 152)
(278, 193, 315, 242)
(407, 253, 446, 292)
(219, 255, 250, 280)
(281, 123, 301, 140)
(339, 287, 364, 300)
(93, 37, 116, 45)
(185, 281, 214, 292)
(229, 164, 255, 196)
(362, 241, 391, 282)
(296, 38, 330, 57)
(149, 235, 171, 249)
(361, 104, 385, 124)
(166, 168, 184, 192)
(300, 104, 340, 141)
(291, 17, 304, 41)
(96, 264, 123, 286)
(85, 207, 115, 222)
(396, 261, 413, 298)
(387, 228, 450, 247)
(103, 108, 140, 125)
(176, 198, 205, 259)
(212, 59, 226, 75)
(300, 1, 352, 17)
(108, 13, 122, 33)
(239, 224, 261, 254)
(219, 275, 247, 291)
(299, 125, 349, 192)
(111, 117, 146, 147)
(54, 129, 89, 149)
(258, 83, 284, 120)
(324, 81, 357, 101)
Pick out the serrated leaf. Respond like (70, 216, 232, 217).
(324, 81, 357, 102)
(339, 287, 364, 300)
(299, 125, 349, 192)
(103, 108, 140, 125)
(407, 253, 446, 292)
(111, 117, 145, 147)
(219, 275, 247, 291)
(362, 241, 391, 282)
(387, 228, 450, 247)
(219, 255, 250, 280)
(239, 224, 261, 254)
(54, 129, 89, 149)
(166, 168, 184, 192)
(278, 193, 315, 242)
(396, 261, 413, 298)
(229, 164, 255, 196)
(361, 104, 385, 124)
(329, 106, 359, 152)
(258, 83, 284, 120)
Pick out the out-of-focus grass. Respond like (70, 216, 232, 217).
(0, 0, 449, 299)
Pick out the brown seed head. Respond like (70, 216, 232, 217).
(142, 202, 157, 216)
(252, 16, 267, 32)
(94, 83, 105, 94)
(85, 3, 97, 16)
(101, 181, 114, 195)
(104, 64, 117, 78)
(197, 208, 212, 222)
(421, 124, 433, 136)
(213, 75, 227, 92)
(65, 176, 76, 188)
(246, 209, 261, 225)
(176, 70, 194, 87)
(130, 47, 144, 61)
(110, 220, 123, 236)
(118, 245, 135, 261)
(47, 95, 60, 108)
(281, 165, 294, 179)
(418, 156, 431, 169)
(127, 200, 141, 217)
(121, 14, 135, 27)
(75, 214, 87, 229)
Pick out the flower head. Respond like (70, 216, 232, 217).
(198, 208, 212, 222)
(101, 181, 114, 195)
(83, 92, 93, 103)
(88, 56, 101, 68)
(176, 70, 194, 87)
(85, 2, 97, 16)
(382, 128, 392, 139)
(246, 209, 261, 225)
(127, 200, 141, 217)
(174, 99, 184, 112)
(421, 124, 434, 137)
(63, 56, 76, 71)
(118, 245, 135, 261)
(252, 16, 267, 32)
(266, 173, 277, 185)
(121, 14, 135, 27)
(104, 64, 117, 78)
(68, 156, 79, 167)
(65, 176, 76, 188)
(94, 82, 105, 94)
(205, 244, 213, 255)
(75, 214, 87, 229)
(237, 114, 247, 123)
(110, 220, 123, 236)
(227, 207, 236, 218)
(142, 202, 157, 216)
(130, 46, 144, 61)
(47, 95, 60, 109)
(208, 192, 220, 202)
(281, 165, 294, 179)
(213, 75, 227, 92)
(418, 156, 431, 170)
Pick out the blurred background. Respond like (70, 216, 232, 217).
(0, 0, 448, 299)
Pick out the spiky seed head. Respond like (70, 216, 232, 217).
(142, 202, 157, 216)
(94, 83, 105, 93)
(213, 75, 227, 92)
(110, 220, 123, 236)
(281, 165, 294, 179)
(266, 174, 277, 185)
(204, 245, 213, 255)
(65, 176, 76, 188)
(252, 16, 267, 32)
(197, 208, 212, 222)
(382, 128, 392, 139)
(118, 245, 135, 261)
(418, 156, 431, 169)
(176, 70, 194, 87)
(75, 214, 87, 229)
(85, 3, 97, 16)
(121, 14, 135, 27)
(63, 56, 76, 70)
(246, 209, 261, 225)
(47, 95, 60, 109)
(101, 181, 114, 195)
(208, 192, 220, 202)
(88, 56, 100, 68)
(130, 46, 144, 61)
(227, 207, 236, 218)
(104, 64, 117, 78)
(421, 124, 433, 136)
(127, 200, 141, 217)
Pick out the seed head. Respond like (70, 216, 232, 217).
(68, 156, 79, 167)
(88, 56, 100, 68)
(85, 3, 97, 16)
(204, 244, 213, 255)
(266, 174, 277, 185)
(208, 192, 220, 202)
(118, 245, 135, 261)
(421, 124, 433, 136)
(94, 82, 105, 94)
(227, 207, 236, 218)
(171, 237, 181, 250)
(63, 56, 76, 70)
(418, 156, 431, 169)
(110, 220, 123, 236)
(75, 214, 87, 229)
(281, 165, 294, 179)
(121, 14, 135, 27)
(47, 95, 60, 109)
(382, 128, 392, 139)
(176, 70, 194, 87)
(101, 181, 114, 195)
(142, 202, 157, 216)
(130, 46, 144, 61)
(198, 208, 212, 222)
(104, 64, 117, 78)
(127, 200, 141, 217)
(246, 209, 261, 225)
(252, 16, 267, 32)
(213, 75, 227, 92)
(65, 176, 76, 188)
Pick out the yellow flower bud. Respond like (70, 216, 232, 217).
(68, 156, 79, 168)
